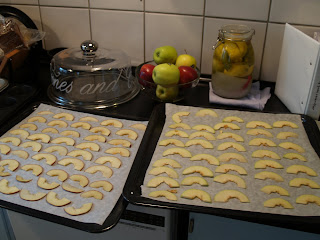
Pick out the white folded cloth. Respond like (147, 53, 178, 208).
(209, 81, 271, 110)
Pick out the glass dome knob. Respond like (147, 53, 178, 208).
(81, 40, 98, 55)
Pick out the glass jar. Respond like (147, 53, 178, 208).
(211, 24, 255, 99)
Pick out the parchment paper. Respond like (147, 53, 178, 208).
(142, 103, 320, 216)
(0, 103, 148, 225)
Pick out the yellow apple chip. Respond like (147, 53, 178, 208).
(222, 116, 244, 123)
(189, 131, 215, 140)
(53, 112, 74, 121)
(149, 190, 177, 201)
(81, 190, 103, 200)
(69, 174, 89, 187)
(80, 116, 98, 122)
(183, 166, 214, 177)
(130, 123, 147, 131)
(42, 128, 59, 134)
(214, 122, 240, 130)
(215, 164, 247, 175)
(296, 194, 320, 206)
(38, 177, 60, 190)
(11, 150, 28, 159)
(100, 119, 123, 128)
(44, 145, 68, 156)
(169, 123, 191, 130)
(254, 160, 284, 169)
(246, 121, 272, 129)
(89, 127, 111, 136)
(76, 142, 100, 152)
(9, 129, 29, 139)
(279, 142, 305, 153)
(218, 152, 247, 163)
(67, 150, 92, 161)
(47, 120, 68, 128)
(16, 175, 32, 183)
(95, 156, 122, 168)
(85, 165, 113, 178)
(64, 203, 93, 216)
(20, 141, 42, 152)
(195, 109, 218, 117)
(27, 133, 51, 143)
(162, 147, 192, 158)
(46, 191, 71, 206)
(21, 164, 43, 176)
(172, 111, 190, 123)
(251, 150, 280, 160)
(38, 111, 53, 115)
(276, 132, 298, 139)
(273, 120, 298, 129)
(283, 153, 307, 162)
(185, 139, 213, 149)
(84, 135, 106, 143)
(90, 180, 113, 192)
(62, 182, 84, 193)
(27, 116, 46, 123)
(214, 190, 249, 203)
(71, 122, 91, 130)
(46, 169, 68, 182)
(249, 138, 277, 147)
(147, 176, 180, 188)
(0, 179, 20, 194)
(289, 178, 320, 189)
(105, 147, 130, 157)
(0, 159, 19, 171)
(116, 129, 138, 140)
(0, 144, 11, 154)
(181, 176, 209, 186)
(217, 142, 246, 152)
(246, 129, 273, 137)
(181, 189, 212, 203)
(192, 124, 215, 133)
(152, 158, 181, 168)
(264, 198, 293, 209)
(20, 123, 37, 131)
(159, 139, 184, 147)
(286, 165, 317, 177)
(165, 130, 189, 138)
(260, 185, 289, 196)
(58, 158, 85, 171)
(149, 167, 179, 178)
(0, 137, 21, 146)
(60, 130, 80, 138)
(19, 189, 46, 201)
(51, 137, 75, 146)
(190, 154, 219, 165)
(216, 132, 244, 142)
(254, 171, 284, 182)
(213, 174, 246, 188)
(0, 166, 10, 177)
(108, 139, 132, 147)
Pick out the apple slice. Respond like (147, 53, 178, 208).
(0, 167, 10, 177)
(9, 129, 30, 139)
(76, 142, 100, 152)
(152, 158, 182, 168)
(64, 203, 93, 216)
(218, 152, 247, 163)
(190, 154, 219, 165)
(80, 116, 99, 122)
(289, 178, 320, 189)
(20, 123, 37, 131)
(147, 176, 180, 188)
(115, 129, 138, 140)
(172, 111, 190, 123)
(46, 169, 68, 181)
(217, 142, 246, 152)
(195, 109, 218, 117)
(84, 135, 106, 143)
(0, 144, 11, 154)
(165, 130, 189, 138)
(264, 198, 294, 209)
(46, 191, 71, 206)
(85, 165, 113, 178)
(273, 120, 298, 129)
(81, 190, 103, 200)
(216, 132, 244, 142)
(214, 122, 240, 130)
(27, 116, 46, 123)
(162, 147, 192, 158)
(16, 175, 32, 183)
(214, 190, 249, 203)
(0, 159, 19, 171)
(62, 182, 84, 193)
(276, 132, 298, 139)
(19, 189, 46, 201)
(44, 146, 68, 156)
(37, 177, 60, 190)
(130, 123, 147, 131)
(47, 120, 68, 128)
(169, 123, 191, 130)
(181, 189, 212, 203)
(213, 174, 246, 188)
(20, 141, 42, 152)
(246, 121, 272, 129)
(38, 111, 53, 115)
(261, 185, 289, 196)
(251, 150, 280, 160)
(32, 153, 57, 165)
(69, 174, 89, 187)
(27, 133, 51, 143)
(215, 164, 247, 175)
(286, 164, 317, 176)
(254, 171, 284, 182)
(58, 158, 85, 171)
(283, 152, 307, 162)
(0, 137, 21, 146)
(53, 112, 74, 121)
(100, 119, 123, 128)
(182, 166, 214, 177)
(51, 137, 75, 146)
(60, 130, 80, 138)
(105, 147, 130, 157)
(246, 129, 273, 137)
(95, 156, 122, 168)
(254, 160, 284, 169)
(185, 139, 213, 149)
(90, 180, 113, 192)
(70, 122, 91, 130)
(222, 116, 244, 123)
(249, 138, 277, 147)
(0, 179, 20, 194)
(148, 167, 179, 178)
(149, 190, 177, 201)
(279, 142, 305, 153)
(21, 164, 43, 176)
(296, 194, 320, 206)
(67, 150, 93, 161)
(189, 131, 215, 140)
(11, 150, 29, 159)
(181, 176, 209, 186)
(42, 128, 59, 134)
(108, 139, 132, 147)
(90, 127, 111, 136)
(192, 124, 215, 133)
(159, 139, 185, 147)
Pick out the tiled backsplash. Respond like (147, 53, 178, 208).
(2, 0, 320, 82)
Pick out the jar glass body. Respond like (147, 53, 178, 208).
(211, 24, 255, 99)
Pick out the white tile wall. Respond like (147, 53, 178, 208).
(1, 0, 320, 82)
(205, 0, 270, 21)
(145, 13, 203, 67)
(145, 0, 204, 15)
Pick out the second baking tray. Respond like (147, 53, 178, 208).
(123, 103, 320, 234)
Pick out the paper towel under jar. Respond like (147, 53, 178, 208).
(47, 40, 140, 109)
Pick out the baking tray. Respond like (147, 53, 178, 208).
(123, 103, 320, 234)
(0, 101, 150, 233)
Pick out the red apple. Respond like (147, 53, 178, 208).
(139, 63, 155, 87)
(178, 66, 198, 88)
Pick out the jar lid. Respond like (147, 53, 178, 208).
(52, 40, 131, 72)
(219, 24, 254, 41)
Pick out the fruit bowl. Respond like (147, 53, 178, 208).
(136, 61, 200, 102)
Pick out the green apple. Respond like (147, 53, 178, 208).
(152, 63, 180, 85)
(156, 85, 179, 101)
(153, 46, 178, 64)
(175, 54, 197, 68)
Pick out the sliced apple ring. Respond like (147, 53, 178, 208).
(58, 158, 85, 171)
(149, 167, 179, 178)
(85, 165, 113, 178)
(0, 166, 10, 177)
(84, 135, 106, 143)
(115, 129, 138, 140)
(279, 142, 305, 153)
(42, 128, 59, 134)
(217, 142, 246, 152)
(0, 144, 11, 154)
(11, 150, 29, 159)
(260, 185, 289, 196)
(71, 122, 91, 130)
(90, 180, 113, 192)
(251, 150, 280, 160)
(46, 169, 68, 181)
(27, 116, 46, 123)
(217, 152, 247, 163)
(81, 190, 103, 200)
(60, 130, 80, 138)
(44, 145, 68, 156)
(27, 133, 51, 143)
(9, 129, 29, 139)
(181, 189, 212, 203)
(20, 123, 37, 131)
(246, 121, 272, 129)
(246, 129, 273, 137)
(149, 190, 177, 201)
(76, 142, 100, 152)
(19, 189, 46, 201)
(213, 174, 246, 188)
(214, 122, 240, 130)
(100, 119, 123, 128)
(214, 190, 249, 203)
(21, 164, 43, 176)
(47, 120, 68, 128)
(0, 159, 19, 171)
(183, 166, 214, 177)
(276, 132, 298, 139)
(192, 124, 215, 133)
(159, 138, 185, 147)
(254, 160, 284, 169)
(289, 178, 320, 189)
(16, 175, 32, 183)
(89, 127, 111, 136)
(283, 152, 307, 162)
(264, 198, 293, 209)
(20, 141, 42, 152)
(0, 179, 20, 194)
(64, 203, 93, 216)
(222, 116, 244, 123)
(185, 139, 213, 149)
(38, 177, 60, 190)
(79, 116, 98, 122)
(296, 194, 320, 206)
(105, 147, 130, 157)
(162, 147, 192, 158)
(181, 176, 209, 186)
(108, 139, 132, 148)
(172, 111, 190, 123)
(38, 111, 53, 115)
(168, 123, 191, 130)
(189, 131, 215, 140)
(69, 174, 89, 187)
(152, 158, 181, 168)
(249, 138, 277, 147)
(51, 137, 75, 146)
(273, 120, 298, 129)
(95, 156, 122, 168)
(46, 191, 71, 206)
(53, 112, 74, 121)
(195, 109, 218, 117)
(165, 130, 189, 138)
(286, 164, 317, 176)
(190, 154, 219, 165)
(62, 182, 84, 193)
(67, 150, 92, 161)
(254, 171, 284, 182)
(147, 176, 180, 188)
(216, 132, 244, 142)
(130, 123, 147, 131)
(215, 164, 247, 175)
(0, 137, 21, 146)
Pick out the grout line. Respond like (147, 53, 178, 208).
(143, 0, 146, 62)
(88, 0, 92, 40)
(37, 0, 46, 50)
(199, 0, 206, 73)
